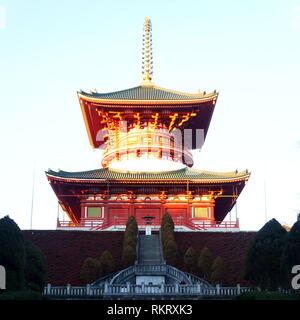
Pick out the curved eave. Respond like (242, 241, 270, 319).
(77, 92, 218, 106)
(46, 173, 250, 185)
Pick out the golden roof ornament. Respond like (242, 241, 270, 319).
(141, 17, 154, 86)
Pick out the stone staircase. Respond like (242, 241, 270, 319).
(137, 233, 164, 265)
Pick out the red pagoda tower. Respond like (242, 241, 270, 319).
(46, 17, 250, 231)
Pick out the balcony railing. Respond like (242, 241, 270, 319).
(57, 217, 239, 231)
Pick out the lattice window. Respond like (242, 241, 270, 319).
(87, 207, 102, 218)
(194, 207, 209, 218)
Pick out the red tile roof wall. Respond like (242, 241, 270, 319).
(22, 230, 256, 287)
(174, 231, 257, 286)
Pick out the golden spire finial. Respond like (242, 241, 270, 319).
(141, 17, 154, 86)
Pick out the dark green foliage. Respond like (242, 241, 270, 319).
(99, 250, 115, 276)
(121, 216, 138, 267)
(184, 247, 198, 273)
(0, 216, 26, 290)
(123, 233, 137, 249)
(161, 212, 174, 230)
(80, 258, 101, 285)
(198, 247, 213, 280)
(235, 291, 298, 300)
(281, 220, 300, 286)
(0, 290, 48, 300)
(160, 213, 178, 265)
(24, 239, 47, 292)
(126, 215, 138, 235)
(211, 256, 225, 285)
(122, 245, 136, 268)
(164, 239, 178, 265)
(244, 218, 287, 290)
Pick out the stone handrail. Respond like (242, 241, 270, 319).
(44, 283, 256, 297)
(109, 264, 193, 285)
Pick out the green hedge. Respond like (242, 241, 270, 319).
(0, 290, 49, 300)
(235, 291, 299, 300)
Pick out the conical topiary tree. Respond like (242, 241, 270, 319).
(126, 215, 138, 235)
(244, 218, 287, 290)
(198, 247, 213, 281)
(80, 258, 102, 285)
(99, 250, 115, 276)
(184, 247, 198, 274)
(210, 256, 225, 285)
(281, 220, 300, 287)
(122, 245, 136, 268)
(0, 216, 26, 291)
(164, 239, 178, 266)
(161, 212, 174, 231)
(24, 239, 47, 292)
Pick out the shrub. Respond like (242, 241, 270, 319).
(99, 251, 115, 276)
(164, 239, 178, 265)
(198, 247, 213, 280)
(281, 220, 300, 287)
(80, 258, 101, 285)
(161, 213, 174, 230)
(184, 247, 198, 274)
(0, 216, 26, 291)
(24, 239, 47, 292)
(235, 291, 298, 300)
(210, 256, 225, 285)
(244, 218, 287, 290)
(126, 216, 138, 235)
(0, 290, 48, 300)
(122, 245, 136, 268)
(123, 233, 137, 249)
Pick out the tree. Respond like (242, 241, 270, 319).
(162, 228, 175, 247)
(126, 215, 138, 235)
(184, 247, 198, 274)
(210, 256, 225, 285)
(99, 250, 115, 276)
(244, 218, 287, 290)
(161, 213, 174, 231)
(24, 239, 47, 292)
(0, 216, 26, 290)
(123, 233, 137, 249)
(122, 245, 136, 267)
(198, 247, 213, 280)
(281, 220, 300, 286)
(80, 258, 102, 285)
(164, 239, 178, 265)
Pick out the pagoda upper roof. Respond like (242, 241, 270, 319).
(78, 85, 218, 103)
(46, 167, 249, 183)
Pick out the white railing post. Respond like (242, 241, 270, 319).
(86, 284, 91, 296)
(66, 284, 71, 295)
(127, 282, 130, 293)
(216, 284, 220, 295)
(104, 283, 108, 293)
(236, 284, 240, 295)
(46, 283, 52, 295)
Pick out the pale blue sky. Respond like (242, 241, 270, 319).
(0, 0, 300, 230)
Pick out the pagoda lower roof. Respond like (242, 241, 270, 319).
(78, 85, 218, 102)
(46, 167, 250, 183)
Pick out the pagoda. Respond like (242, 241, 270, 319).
(46, 17, 250, 231)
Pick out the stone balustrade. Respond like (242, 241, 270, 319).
(44, 283, 255, 298)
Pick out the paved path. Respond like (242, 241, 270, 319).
(138, 234, 164, 264)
